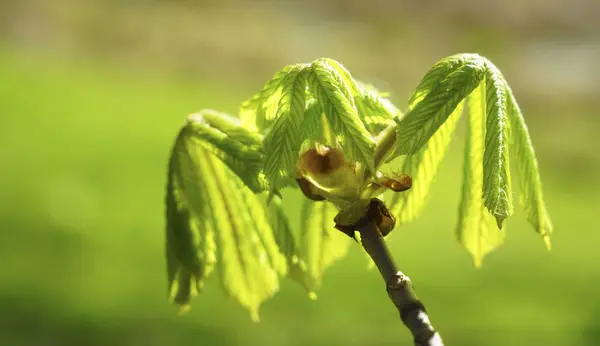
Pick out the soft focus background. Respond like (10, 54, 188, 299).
(1, 1, 599, 345)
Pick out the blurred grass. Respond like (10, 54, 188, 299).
(1, 46, 599, 346)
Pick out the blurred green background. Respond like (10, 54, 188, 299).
(1, 1, 599, 345)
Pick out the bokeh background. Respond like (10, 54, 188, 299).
(1, 1, 599, 345)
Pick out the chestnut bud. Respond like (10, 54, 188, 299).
(299, 146, 345, 176)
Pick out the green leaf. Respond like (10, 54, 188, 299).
(456, 84, 504, 267)
(309, 60, 375, 171)
(301, 98, 323, 139)
(316, 58, 360, 95)
(394, 54, 485, 156)
(387, 101, 464, 225)
(357, 87, 397, 135)
(185, 110, 267, 193)
(165, 155, 215, 308)
(200, 154, 286, 321)
(263, 67, 308, 185)
(265, 196, 313, 294)
(240, 64, 298, 132)
(407, 54, 474, 109)
(506, 86, 553, 248)
(166, 131, 219, 309)
(318, 58, 396, 135)
(301, 98, 338, 149)
(167, 118, 288, 320)
(482, 61, 514, 229)
(299, 200, 349, 292)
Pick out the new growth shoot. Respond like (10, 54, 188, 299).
(164, 54, 553, 345)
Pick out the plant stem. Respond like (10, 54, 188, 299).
(358, 221, 443, 346)
(373, 123, 397, 169)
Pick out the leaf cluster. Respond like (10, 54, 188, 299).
(164, 54, 552, 319)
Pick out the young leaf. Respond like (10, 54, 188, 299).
(505, 87, 553, 248)
(185, 110, 267, 192)
(299, 200, 349, 292)
(263, 66, 308, 185)
(166, 158, 215, 308)
(166, 130, 220, 309)
(317, 58, 396, 135)
(387, 102, 464, 225)
(456, 84, 504, 267)
(357, 87, 397, 135)
(482, 62, 514, 229)
(407, 54, 475, 109)
(240, 64, 297, 132)
(200, 153, 285, 321)
(265, 196, 314, 294)
(309, 60, 376, 171)
(394, 54, 485, 156)
(168, 117, 288, 320)
(301, 98, 323, 139)
(301, 97, 338, 150)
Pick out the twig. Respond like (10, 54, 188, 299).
(356, 201, 443, 346)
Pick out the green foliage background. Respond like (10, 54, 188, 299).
(1, 1, 600, 345)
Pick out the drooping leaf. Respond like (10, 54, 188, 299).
(482, 61, 513, 229)
(264, 196, 313, 294)
(387, 102, 464, 225)
(299, 200, 349, 293)
(185, 110, 267, 192)
(166, 128, 221, 310)
(240, 64, 299, 132)
(407, 54, 475, 109)
(505, 86, 553, 249)
(318, 58, 396, 135)
(166, 151, 215, 308)
(167, 117, 288, 321)
(263, 67, 308, 185)
(309, 60, 376, 171)
(456, 84, 504, 267)
(394, 54, 485, 156)
(199, 153, 286, 321)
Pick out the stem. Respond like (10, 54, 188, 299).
(373, 123, 397, 169)
(358, 221, 443, 346)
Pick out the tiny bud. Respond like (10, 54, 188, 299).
(382, 173, 412, 192)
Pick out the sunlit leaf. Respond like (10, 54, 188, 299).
(200, 153, 285, 321)
(357, 88, 397, 135)
(387, 102, 464, 225)
(263, 66, 308, 186)
(167, 116, 287, 320)
(265, 196, 313, 293)
(166, 153, 215, 308)
(407, 54, 473, 109)
(309, 60, 375, 171)
(394, 54, 485, 156)
(456, 84, 504, 267)
(240, 64, 298, 132)
(505, 85, 553, 248)
(185, 110, 267, 192)
(299, 200, 349, 293)
(482, 61, 514, 229)
(318, 58, 396, 135)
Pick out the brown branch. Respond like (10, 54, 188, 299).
(355, 200, 443, 346)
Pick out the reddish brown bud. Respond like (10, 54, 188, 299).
(299, 146, 345, 176)
(382, 173, 412, 192)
